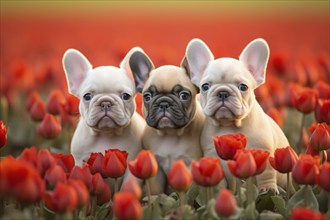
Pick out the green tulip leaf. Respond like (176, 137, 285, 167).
(259, 210, 285, 220)
(256, 190, 276, 212)
(271, 195, 286, 217)
(245, 202, 260, 220)
(287, 185, 319, 216)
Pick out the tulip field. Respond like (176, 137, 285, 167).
(0, 1, 329, 220)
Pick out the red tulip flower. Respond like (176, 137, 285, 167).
(46, 89, 66, 115)
(292, 87, 318, 114)
(37, 113, 62, 139)
(248, 149, 270, 175)
(318, 162, 330, 192)
(29, 98, 46, 121)
(0, 120, 8, 148)
(306, 145, 328, 163)
(67, 179, 90, 208)
(191, 157, 224, 187)
(168, 160, 192, 191)
(44, 165, 67, 190)
(17, 146, 38, 168)
(227, 150, 257, 179)
(0, 156, 45, 204)
(26, 91, 41, 112)
(215, 189, 237, 217)
(87, 152, 104, 175)
(269, 146, 298, 173)
(121, 176, 142, 199)
(213, 133, 247, 160)
(97, 180, 112, 205)
(37, 149, 56, 177)
(64, 93, 80, 116)
(314, 80, 330, 99)
(291, 207, 325, 220)
(70, 164, 93, 190)
(292, 154, 319, 185)
(44, 182, 78, 213)
(102, 149, 128, 178)
(113, 192, 142, 220)
(53, 153, 75, 174)
(309, 123, 330, 151)
(315, 99, 330, 124)
(90, 172, 111, 197)
(128, 150, 158, 179)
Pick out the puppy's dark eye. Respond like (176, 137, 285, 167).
(83, 93, 93, 101)
(201, 83, 210, 92)
(238, 83, 248, 92)
(179, 91, 190, 101)
(143, 92, 152, 103)
(121, 93, 131, 101)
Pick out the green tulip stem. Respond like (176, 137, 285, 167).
(145, 179, 152, 207)
(205, 187, 212, 205)
(179, 191, 185, 220)
(296, 113, 306, 153)
(286, 172, 290, 204)
(91, 195, 97, 219)
(247, 177, 253, 206)
(237, 180, 243, 207)
(232, 176, 237, 194)
(114, 178, 119, 195)
(320, 151, 323, 165)
(304, 185, 308, 207)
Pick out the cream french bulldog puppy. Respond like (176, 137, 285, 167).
(62, 48, 145, 166)
(185, 38, 288, 193)
(129, 51, 205, 194)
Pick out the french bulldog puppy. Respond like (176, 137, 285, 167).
(129, 51, 205, 194)
(185, 38, 288, 193)
(62, 48, 145, 166)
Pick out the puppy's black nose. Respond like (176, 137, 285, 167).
(218, 91, 230, 101)
(101, 101, 112, 111)
(159, 102, 169, 111)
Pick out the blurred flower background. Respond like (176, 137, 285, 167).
(0, 1, 329, 220)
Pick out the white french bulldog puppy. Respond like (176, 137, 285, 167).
(62, 48, 145, 166)
(129, 51, 205, 194)
(185, 38, 288, 193)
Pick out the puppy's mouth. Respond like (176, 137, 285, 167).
(147, 107, 189, 129)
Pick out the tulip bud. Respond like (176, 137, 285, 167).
(26, 91, 41, 112)
(53, 153, 75, 174)
(37, 149, 56, 177)
(67, 179, 90, 208)
(44, 165, 67, 190)
(318, 162, 330, 192)
(291, 207, 325, 220)
(309, 123, 330, 151)
(213, 133, 247, 160)
(17, 146, 38, 168)
(121, 176, 142, 199)
(87, 152, 104, 175)
(315, 99, 330, 124)
(292, 87, 318, 114)
(0, 120, 8, 148)
(227, 151, 257, 179)
(191, 157, 224, 187)
(29, 98, 46, 121)
(215, 189, 237, 217)
(102, 149, 128, 178)
(292, 154, 319, 185)
(128, 150, 158, 179)
(44, 182, 78, 213)
(269, 146, 298, 173)
(168, 160, 192, 191)
(46, 89, 66, 115)
(37, 114, 62, 139)
(113, 192, 142, 220)
(70, 165, 93, 190)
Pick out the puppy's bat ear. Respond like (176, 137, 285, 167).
(120, 47, 145, 84)
(239, 38, 269, 87)
(185, 38, 214, 87)
(181, 57, 200, 93)
(62, 49, 92, 97)
(129, 51, 154, 93)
